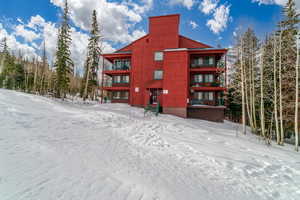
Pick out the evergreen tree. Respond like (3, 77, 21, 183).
(81, 10, 101, 100)
(54, 0, 74, 98)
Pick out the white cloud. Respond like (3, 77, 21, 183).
(14, 24, 40, 42)
(0, 23, 39, 60)
(206, 4, 231, 34)
(124, 0, 153, 14)
(233, 31, 237, 37)
(17, 18, 24, 24)
(1, 14, 116, 74)
(252, 0, 299, 11)
(252, 0, 286, 6)
(200, 0, 219, 15)
(169, 0, 195, 9)
(27, 15, 46, 30)
(50, 0, 150, 44)
(189, 21, 198, 29)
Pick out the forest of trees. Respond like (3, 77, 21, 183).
(0, 0, 299, 150)
(227, 0, 299, 151)
(0, 0, 101, 100)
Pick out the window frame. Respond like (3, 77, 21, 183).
(154, 70, 164, 80)
(154, 51, 164, 61)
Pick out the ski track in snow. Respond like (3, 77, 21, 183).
(0, 89, 300, 200)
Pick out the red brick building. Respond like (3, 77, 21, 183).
(102, 14, 227, 122)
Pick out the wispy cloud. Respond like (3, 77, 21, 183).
(189, 20, 198, 29)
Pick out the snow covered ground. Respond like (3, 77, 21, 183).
(0, 89, 300, 200)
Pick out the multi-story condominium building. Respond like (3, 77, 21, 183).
(102, 14, 227, 122)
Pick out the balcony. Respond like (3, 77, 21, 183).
(189, 99, 225, 106)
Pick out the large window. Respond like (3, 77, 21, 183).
(192, 56, 215, 67)
(154, 70, 163, 80)
(194, 92, 214, 101)
(204, 74, 214, 83)
(113, 59, 131, 70)
(154, 52, 164, 61)
(112, 75, 129, 83)
(194, 74, 203, 83)
(193, 74, 214, 83)
(112, 91, 129, 100)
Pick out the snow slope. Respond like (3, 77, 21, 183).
(0, 89, 300, 200)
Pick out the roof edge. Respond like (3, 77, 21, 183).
(116, 34, 149, 53)
(179, 35, 212, 48)
(149, 14, 180, 19)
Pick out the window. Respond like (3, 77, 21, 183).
(124, 75, 129, 83)
(192, 56, 214, 66)
(113, 75, 129, 83)
(193, 58, 203, 65)
(194, 74, 203, 83)
(154, 70, 163, 80)
(208, 92, 214, 100)
(113, 91, 129, 100)
(209, 57, 214, 65)
(195, 92, 214, 101)
(154, 52, 163, 61)
(195, 92, 203, 100)
(113, 59, 131, 70)
(204, 74, 214, 83)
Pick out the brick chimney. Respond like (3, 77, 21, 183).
(148, 14, 180, 49)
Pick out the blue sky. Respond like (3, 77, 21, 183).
(0, 0, 297, 70)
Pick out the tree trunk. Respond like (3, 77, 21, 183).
(295, 32, 299, 151)
(83, 62, 91, 101)
(251, 45, 257, 131)
(279, 29, 284, 145)
(273, 36, 280, 144)
(33, 62, 38, 93)
(260, 46, 266, 139)
(240, 44, 247, 135)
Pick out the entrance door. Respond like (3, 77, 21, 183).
(149, 88, 162, 105)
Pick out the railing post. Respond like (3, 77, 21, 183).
(100, 55, 104, 104)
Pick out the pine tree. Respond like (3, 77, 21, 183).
(55, 0, 74, 98)
(81, 10, 102, 101)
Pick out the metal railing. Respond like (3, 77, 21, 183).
(190, 82, 221, 87)
(190, 60, 225, 68)
(104, 64, 131, 71)
(102, 81, 130, 87)
(190, 99, 225, 106)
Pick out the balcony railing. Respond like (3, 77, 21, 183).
(190, 59, 225, 68)
(104, 64, 131, 71)
(102, 81, 112, 87)
(190, 99, 225, 106)
(190, 82, 222, 87)
(191, 63, 215, 68)
(102, 81, 130, 87)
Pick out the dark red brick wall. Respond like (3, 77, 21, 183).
(187, 107, 225, 122)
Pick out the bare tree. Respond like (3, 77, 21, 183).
(295, 31, 299, 151)
(273, 36, 280, 144)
